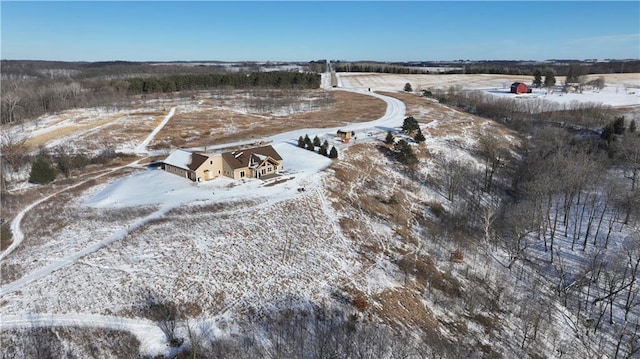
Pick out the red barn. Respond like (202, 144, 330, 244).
(510, 82, 532, 94)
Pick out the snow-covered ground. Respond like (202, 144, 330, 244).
(2, 70, 639, 357)
(337, 72, 640, 108)
(484, 84, 640, 108)
(0, 85, 406, 357)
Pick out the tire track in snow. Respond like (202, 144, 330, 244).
(134, 106, 176, 154)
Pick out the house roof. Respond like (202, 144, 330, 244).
(164, 149, 209, 171)
(221, 145, 282, 170)
(511, 82, 527, 87)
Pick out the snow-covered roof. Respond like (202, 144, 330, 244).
(163, 149, 208, 171)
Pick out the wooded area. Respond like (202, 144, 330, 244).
(0, 60, 322, 125)
(428, 88, 640, 357)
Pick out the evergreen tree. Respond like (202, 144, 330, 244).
(414, 128, 426, 143)
(613, 116, 626, 135)
(404, 82, 413, 92)
(329, 146, 338, 159)
(544, 70, 556, 88)
(322, 139, 329, 149)
(629, 119, 637, 133)
(304, 134, 312, 147)
(532, 69, 542, 88)
(601, 123, 615, 143)
(306, 141, 316, 151)
(394, 139, 418, 166)
(313, 135, 321, 147)
(401, 117, 420, 134)
(29, 149, 57, 184)
(297, 136, 305, 148)
(385, 131, 394, 145)
(319, 144, 328, 156)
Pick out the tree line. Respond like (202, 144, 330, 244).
(333, 62, 430, 74)
(121, 71, 321, 95)
(333, 60, 640, 76)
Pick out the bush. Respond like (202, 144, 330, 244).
(29, 150, 57, 184)
(450, 249, 464, 263)
(404, 82, 413, 92)
(428, 202, 446, 218)
(1, 222, 12, 250)
(385, 131, 394, 145)
(394, 140, 417, 166)
(352, 294, 369, 312)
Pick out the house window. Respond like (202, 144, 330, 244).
(240, 171, 245, 178)
(262, 169, 266, 175)
(210, 160, 213, 165)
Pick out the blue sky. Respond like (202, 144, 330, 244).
(1, 1, 639, 62)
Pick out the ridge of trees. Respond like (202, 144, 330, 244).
(122, 71, 321, 95)
(333, 60, 640, 75)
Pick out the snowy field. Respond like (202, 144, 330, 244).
(339, 72, 640, 108)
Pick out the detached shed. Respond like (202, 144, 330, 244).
(510, 82, 532, 94)
(337, 130, 354, 143)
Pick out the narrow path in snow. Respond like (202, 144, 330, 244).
(134, 106, 176, 154)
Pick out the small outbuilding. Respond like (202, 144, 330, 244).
(510, 82, 532, 94)
(337, 130, 354, 143)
